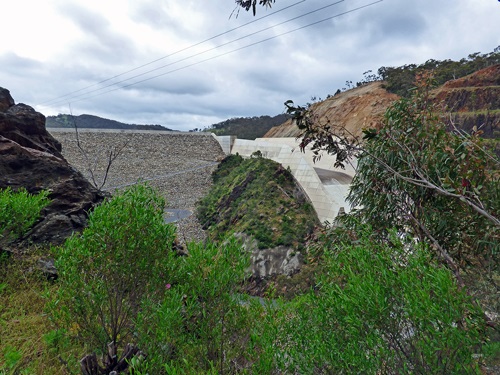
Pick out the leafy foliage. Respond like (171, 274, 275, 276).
(0, 187, 50, 244)
(134, 237, 256, 374)
(281, 69, 499, 370)
(348, 73, 499, 271)
(257, 226, 486, 374)
(4, 180, 496, 373)
(197, 154, 318, 249)
(379, 48, 500, 97)
(285, 99, 363, 168)
(49, 184, 177, 352)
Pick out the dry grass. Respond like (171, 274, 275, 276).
(0, 251, 83, 374)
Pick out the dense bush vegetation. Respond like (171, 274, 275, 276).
(44, 184, 259, 373)
(134, 238, 254, 374)
(349, 73, 500, 274)
(0, 187, 50, 244)
(2, 180, 496, 373)
(253, 226, 486, 374)
(197, 153, 318, 249)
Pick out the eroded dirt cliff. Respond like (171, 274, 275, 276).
(264, 81, 399, 139)
(432, 64, 500, 138)
(264, 65, 500, 141)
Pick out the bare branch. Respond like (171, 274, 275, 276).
(68, 106, 131, 191)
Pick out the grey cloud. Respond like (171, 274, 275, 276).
(3, 0, 499, 132)
(56, 2, 138, 61)
(119, 72, 215, 97)
(0, 53, 43, 74)
(131, 2, 177, 31)
(56, 2, 110, 38)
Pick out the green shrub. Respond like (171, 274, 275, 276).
(257, 226, 486, 374)
(134, 236, 256, 374)
(197, 156, 319, 249)
(0, 187, 50, 243)
(49, 184, 177, 353)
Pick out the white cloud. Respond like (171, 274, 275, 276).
(1, 0, 499, 131)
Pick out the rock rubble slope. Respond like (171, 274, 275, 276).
(50, 129, 226, 243)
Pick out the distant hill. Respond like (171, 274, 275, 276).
(46, 114, 172, 131)
(264, 64, 500, 144)
(264, 81, 398, 139)
(379, 48, 500, 97)
(201, 114, 290, 140)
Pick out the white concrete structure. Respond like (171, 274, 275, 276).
(211, 134, 236, 155)
(214, 136, 356, 224)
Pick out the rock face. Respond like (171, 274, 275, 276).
(234, 233, 303, 278)
(264, 66, 500, 141)
(0, 87, 105, 246)
(431, 64, 500, 138)
(263, 81, 399, 139)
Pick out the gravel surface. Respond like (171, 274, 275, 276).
(49, 129, 225, 243)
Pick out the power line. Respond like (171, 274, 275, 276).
(45, 0, 346, 107)
(43, 1, 383, 108)
(40, 0, 306, 106)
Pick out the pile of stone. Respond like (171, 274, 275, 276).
(50, 129, 226, 243)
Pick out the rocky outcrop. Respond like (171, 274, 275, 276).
(431, 64, 500, 138)
(263, 82, 399, 139)
(0, 87, 105, 246)
(264, 66, 500, 141)
(234, 233, 303, 278)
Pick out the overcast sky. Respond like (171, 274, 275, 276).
(1, 0, 499, 131)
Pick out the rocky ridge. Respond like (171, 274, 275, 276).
(0, 87, 105, 246)
(264, 65, 500, 141)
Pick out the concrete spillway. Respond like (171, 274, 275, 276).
(214, 135, 356, 224)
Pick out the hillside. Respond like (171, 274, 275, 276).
(46, 113, 172, 131)
(264, 81, 399, 139)
(379, 48, 500, 97)
(264, 65, 500, 143)
(202, 114, 290, 139)
(197, 154, 319, 250)
(433, 64, 500, 138)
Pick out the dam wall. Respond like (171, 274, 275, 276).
(50, 129, 226, 242)
(216, 135, 354, 224)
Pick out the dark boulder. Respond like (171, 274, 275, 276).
(0, 87, 105, 246)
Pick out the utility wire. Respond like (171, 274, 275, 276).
(45, 0, 345, 107)
(44, 1, 383, 108)
(40, 0, 305, 106)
